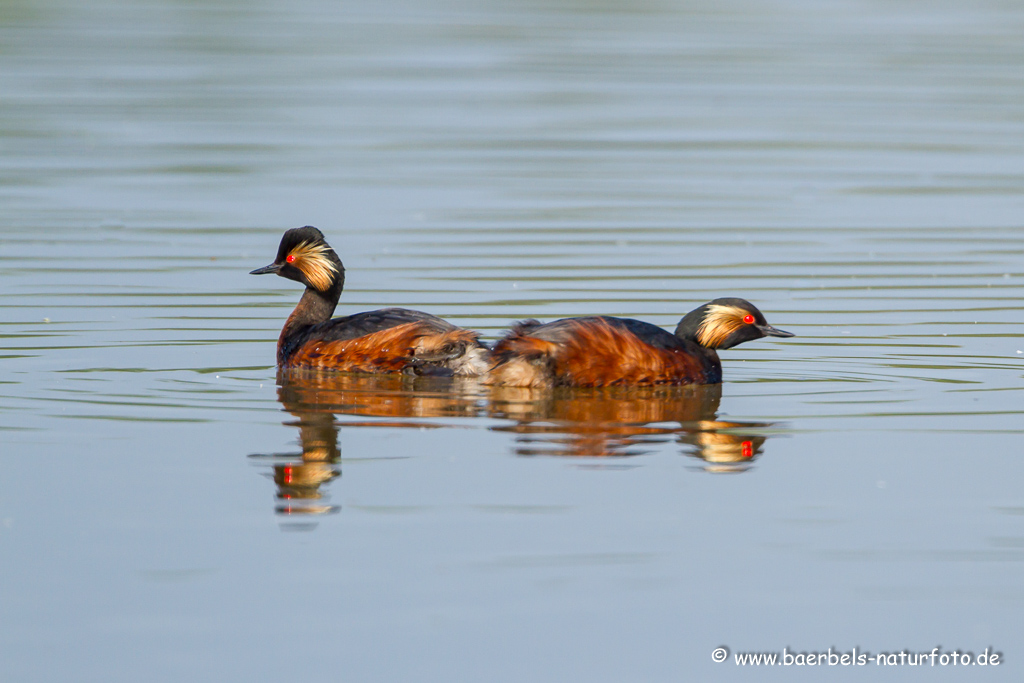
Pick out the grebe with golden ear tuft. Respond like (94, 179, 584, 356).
(484, 297, 793, 388)
(251, 226, 488, 376)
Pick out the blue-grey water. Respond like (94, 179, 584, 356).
(2, 1, 1024, 681)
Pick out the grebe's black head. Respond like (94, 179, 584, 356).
(674, 297, 793, 350)
(250, 226, 345, 294)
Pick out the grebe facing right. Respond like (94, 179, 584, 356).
(484, 298, 793, 388)
(251, 226, 487, 376)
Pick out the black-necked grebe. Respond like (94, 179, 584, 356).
(484, 298, 793, 387)
(251, 226, 487, 375)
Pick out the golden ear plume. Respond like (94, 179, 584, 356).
(695, 304, 749, 348)
(289, 241, 339, 291)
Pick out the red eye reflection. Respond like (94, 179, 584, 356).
(743, 314, 755, 324)
(286, 254, 296, 263)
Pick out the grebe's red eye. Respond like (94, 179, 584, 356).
(741, 441, 753, 458)
(286, 254, 296, 263)
(743, 314, 755, 324)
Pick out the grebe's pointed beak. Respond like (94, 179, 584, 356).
(250, 263, 281, 275)
(759, 324, 794, 338)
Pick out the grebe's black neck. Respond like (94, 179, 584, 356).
(289, 284, 341, 326)
(249, 226, 347, 364)
(278, 279, 343, 364)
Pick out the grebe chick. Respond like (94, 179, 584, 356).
(484, 298, 793, 388)
(251, 226, 488, 375)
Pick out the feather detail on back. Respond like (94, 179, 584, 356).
(411, 327, 490, 376)
(286, 322, 434, 373)
(486, 318, 713, 387)
(485, 328, 561, 387)
(285, 320, 487, 375)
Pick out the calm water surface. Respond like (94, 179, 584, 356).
(2, 0, 1024, 681)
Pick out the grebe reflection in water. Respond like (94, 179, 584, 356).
(248, 371, 484, 528)
(488, 383, 773, 464)
(249, 373, 778, 526)
(247, 405, 342, 530)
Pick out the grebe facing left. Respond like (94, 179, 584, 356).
(251, 226, 487, 375)
(484, 298, 793, 388)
